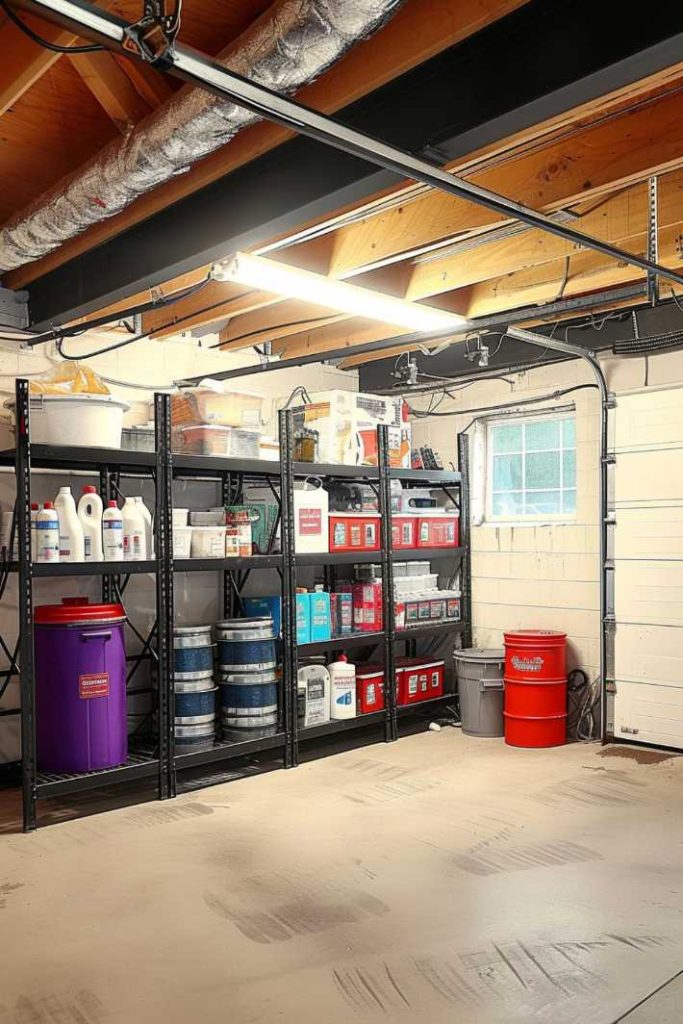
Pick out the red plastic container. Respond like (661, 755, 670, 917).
(397, 658, 445, 705)
(356, 663, 385, 714)
(415, 512, 459, 548)
(351, 581, 383, 633)
(329, 512, 381, 552)
(503, 630, 567, 747)
(391, 514, 417, 549)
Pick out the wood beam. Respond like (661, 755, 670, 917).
(5, 0, 531, 286)
(463, 221, 683, 320)
(405, 171, 683, 301)
(218, 300, 347, 350)
(322, 87, 683, 280)
(0, 12, 75, 116)
(69, 51, 152, 132)
(144, 285, 281, 339)
(113, 55, 174, 108)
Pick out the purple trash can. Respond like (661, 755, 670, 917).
(35, 598, 127, 773)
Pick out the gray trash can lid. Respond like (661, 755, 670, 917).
(454, 647, 505, 664)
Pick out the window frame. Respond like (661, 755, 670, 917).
(484, 410, 577, 524)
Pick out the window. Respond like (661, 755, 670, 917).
(486, 413, 576, 520)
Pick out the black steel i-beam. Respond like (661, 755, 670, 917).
(18, 0, 683, 294)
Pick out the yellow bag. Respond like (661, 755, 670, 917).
(29, 362, 110, 395)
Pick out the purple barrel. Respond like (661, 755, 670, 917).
(35, 598, 127, 773)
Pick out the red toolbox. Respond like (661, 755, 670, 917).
(391, 514, 417, 549)
(397, 657, 445, 705)
(415, 512, 459, 548)
(329, 512, 381, 552)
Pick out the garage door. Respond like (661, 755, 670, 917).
(613, 388, 683, 748)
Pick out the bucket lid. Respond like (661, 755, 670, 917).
(504, 630, 567, 642)
(174, 624, 212, 636)
(454, 647, 505, 663)
(35, 597, 125, 625)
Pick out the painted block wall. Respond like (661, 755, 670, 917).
(0, 335, 358, 761)
(410, 347, 683, 685)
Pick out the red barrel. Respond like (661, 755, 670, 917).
(503, 630, 567, 748)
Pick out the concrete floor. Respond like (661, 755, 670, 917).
(1, 732, 683, 1024)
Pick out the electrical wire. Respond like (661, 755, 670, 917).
(0, 0, 104, 52)
(407, 383, 598, 419)
(206, 314, 338, 352)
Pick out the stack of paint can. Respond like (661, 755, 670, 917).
(216, 617, 279, 738)
(173, 625, 217, 751)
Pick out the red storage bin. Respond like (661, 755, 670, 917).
(415, 512, 459, 548)
(356, 663, 385, 714)
(397, 658, 445, 705)
(329, 512, 381, 552)
(391, 515, 417, 549)
(351, 581, 383, 633)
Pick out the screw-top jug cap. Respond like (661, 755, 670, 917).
(83, 485, 97, 494)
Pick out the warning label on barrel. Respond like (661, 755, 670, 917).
(511, 656, 544, 673)
(79, 673, 110, 699)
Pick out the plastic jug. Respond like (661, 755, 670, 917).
(102, 501, 124, 561)
(122, 497, 146, 561)
(30, 503, 39, 561)
(36, 502, 59, 563)
(293, 479, 329, 554)
(329, 654, 356, 720)
(54, 486, 85, 562)
(78, 485, 104, 562)
(135, 497, 153, 561)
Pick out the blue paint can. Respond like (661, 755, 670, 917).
(219, 667, 279, 735)
(215, 617, 277, 672)
(174, 625, 214, 680)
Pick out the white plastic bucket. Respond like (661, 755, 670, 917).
(172, 508, 189, 528)
(27, 394, 130, 448)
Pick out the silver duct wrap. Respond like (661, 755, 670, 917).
(0, 0, 404, 272)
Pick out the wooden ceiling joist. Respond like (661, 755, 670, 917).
(69, 51, 152, 132)
(319, 87, 683, 280)
(0, 12, 74, 116)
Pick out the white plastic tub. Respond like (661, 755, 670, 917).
(172, 527, 192, 558)
(25, 394, 130, 448)
(172, 508, 189, 528)
(191, 526, 226, 558)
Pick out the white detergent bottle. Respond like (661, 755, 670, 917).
(30, 503, 39, 561)
(36, 502, 60, 563)
(135, 496, 154, 559)
(102, 500, 124, 561)
(78, 485, 104, 562)
(54, 486, 85, 562)
(122, 496, 146, 561)
(329, 654, 356, 720)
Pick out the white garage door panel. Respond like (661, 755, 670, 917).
(614, 389, 683, 749)
(615, 390, 683, 450)
(614, 506, 683, 559)
(614, 450, 683, 504)
(615, 624, 683, 686)
(615, 561, 683, 625)
(614, 680, 683, 747)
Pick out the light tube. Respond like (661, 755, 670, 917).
(211, 252, 468, 333)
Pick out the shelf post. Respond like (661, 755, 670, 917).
(16, 380, 37, 831)
(457, 433, 473, 649)
(155, 393, 175, 799)
(279, 409, 298, 768)
(377, 425, 398, 742)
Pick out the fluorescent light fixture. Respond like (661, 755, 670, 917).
(211, 252, 468, 333)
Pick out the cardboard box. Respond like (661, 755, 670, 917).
(291, 390, 411, 468)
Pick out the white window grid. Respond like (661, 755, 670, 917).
(485, 412, 576, 522)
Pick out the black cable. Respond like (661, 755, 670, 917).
(407, 383, 598, 419)
(24, 275, 214, 349)
(0, 0, 104, 52)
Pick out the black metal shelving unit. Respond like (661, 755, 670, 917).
(1, 381, 470, 829)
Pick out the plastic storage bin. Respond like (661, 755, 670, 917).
(329, 512, 381, 552)
(21, 394, 130, 448)
(415, 511, 460, 548)
(34, 598, 127, 772)
(176, 424, 260, 458)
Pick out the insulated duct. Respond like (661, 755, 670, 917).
(0, 0, 404, 272)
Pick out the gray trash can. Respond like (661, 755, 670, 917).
(454, 648, 505, 737)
